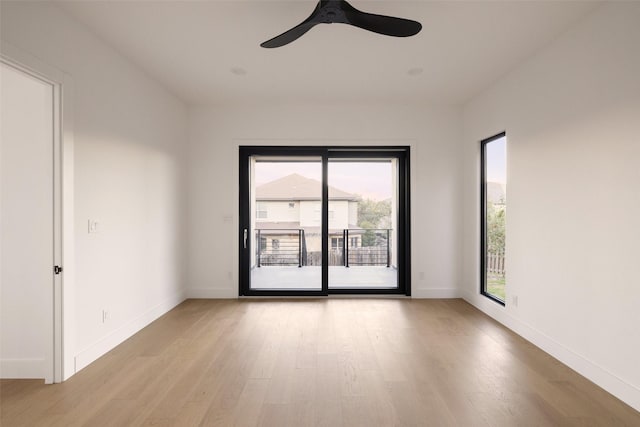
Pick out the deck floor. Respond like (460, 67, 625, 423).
(250, 266, 398, 290)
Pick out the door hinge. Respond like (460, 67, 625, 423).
(54, 265, 63, 275)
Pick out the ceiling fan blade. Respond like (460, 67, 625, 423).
(344, 8, 422, 38)
(260, 20, 319, 48)
(261, 2, 325, 49)
(260, 0, 422, 48)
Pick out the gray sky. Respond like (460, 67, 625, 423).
(486, 135, 507, 184)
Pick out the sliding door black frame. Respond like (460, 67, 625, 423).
(239, 146, 327, 297)
(324, 148, 410, 296)
(239, 146, 411, 297)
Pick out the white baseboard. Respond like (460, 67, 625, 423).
(0, 358, 44, 379)
(187, 287, 237, 299)
(74, 290, 186, 374)
(462, 293, 640, 412)
(411, 287, 461, 298)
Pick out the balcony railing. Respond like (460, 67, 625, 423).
(256, 228, 391, 268)
(256, 229, 306, 267)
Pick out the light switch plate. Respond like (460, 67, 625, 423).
(88, 219, 99, 233)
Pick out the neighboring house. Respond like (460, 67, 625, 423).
(254, 173, 362, 262)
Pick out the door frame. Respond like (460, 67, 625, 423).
(239, 146, 411, 297)
(2, 43, 75, 383)
(239, 147, 328, 297)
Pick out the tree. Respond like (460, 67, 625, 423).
(486, 202, 505, 254)
(357, 198, 391, 227)
(357, 198, 391, 246)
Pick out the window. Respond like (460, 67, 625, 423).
(331, 237, 343, 249)
(256, 202, 267, 219)
(350, 237, 359, 248)
(481, 132, 507, 304)
(259, 237, 267, 251)
(272, 239, 280, 250)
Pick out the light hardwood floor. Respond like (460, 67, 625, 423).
(1, 299, 638, 426)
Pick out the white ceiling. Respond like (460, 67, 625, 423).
(58, 1, 600, 106)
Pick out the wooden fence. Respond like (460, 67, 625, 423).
(487, 251, 505, 275)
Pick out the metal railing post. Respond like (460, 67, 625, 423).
(345, 229, 349, 268)
(257, 229, 261, 268)
(298, 229, 302, 268)
(342, 229, 346, 267)
(386, 229, 390, 267)
(302, 229, 306, 266)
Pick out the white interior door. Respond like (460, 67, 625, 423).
(1, 61, 55, 381)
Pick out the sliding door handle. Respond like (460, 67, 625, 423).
(243, 229, 248, 249)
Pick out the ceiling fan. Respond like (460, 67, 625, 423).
(260, 0, 422, 48)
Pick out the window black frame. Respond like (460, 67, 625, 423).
(239, 146, 411, 297)
(480, 132, 506, 306)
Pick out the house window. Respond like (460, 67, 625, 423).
(350, 237, 358, 248)
(331, 237, 343, 249)
(272, 239, 280, 250)
(260, 237, 267, 251)
(481, 132, 506, 305)
(256, 202, 267, 219)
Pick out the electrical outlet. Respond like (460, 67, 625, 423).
(88, 219, 99, 233)
(102, 310, 110, 323)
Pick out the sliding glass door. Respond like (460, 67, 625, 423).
(239, 147, 409, 296)
(327, 158, 399, 291)
(248, 155, 324, 293)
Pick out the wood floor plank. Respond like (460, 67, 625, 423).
(231, 378, 270, 427)
(257, 403, 289, 426)
(2, 299, 639, 427)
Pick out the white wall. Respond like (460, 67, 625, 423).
(300, 200, 322, 228)
(328, 200, 350, 230)
(259, 201, 299, 223)
(1, 2, 188, 377)
(348, 201, 358, 227)
(187, 103, 462, 298)
(462, 2, 640, 411)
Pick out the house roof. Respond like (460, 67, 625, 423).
(256, 173, 357, 201)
